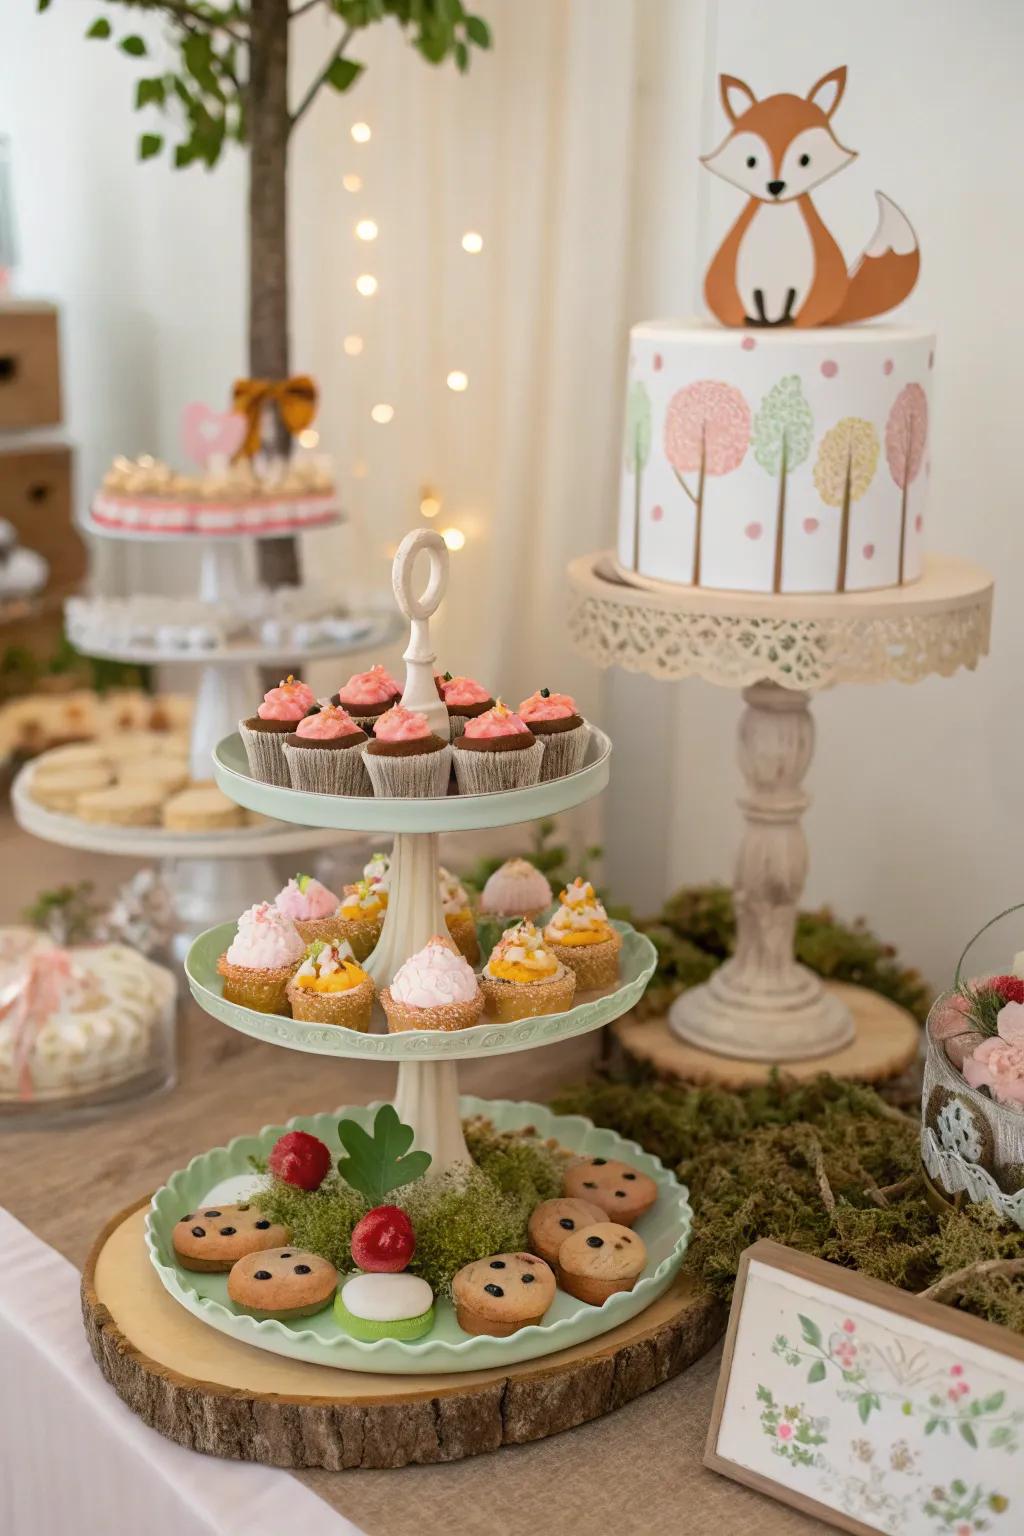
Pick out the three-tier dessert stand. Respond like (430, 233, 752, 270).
(568, 549, 994, 1086)
(80, 530, 718, 1469)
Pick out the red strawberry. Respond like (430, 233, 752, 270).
(268, 1130, 332, 1191)
(351, 1205, 416, 1272)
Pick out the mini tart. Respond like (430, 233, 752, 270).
(480, 965, 575, 1022)
(380, 986, 484, 1034)
(545, 929, 622, 990)
(556, 1222, 647, 1305)
(335, 884, 387, 960)
(452, 1252, 556, 1337)
(286, 963, 374, 1030)
(335, 1272, 435, 1341)
(445, 908, 481, 966)
(216, 954, 298, 1014)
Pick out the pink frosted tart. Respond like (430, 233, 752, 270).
(217, 902, 305, 1014)
(364, 706, 452, 799)
(380, 936, 484, 1033)
(518, 688, 590, 781)
(282, 703, 370, 796)
(273, 874, 344, 944)
(479, 858, 554, 922)
(451, 702, 544, 794)
(239, 676, 316, 786)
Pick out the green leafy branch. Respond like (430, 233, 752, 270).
(40, 0, 491, 168)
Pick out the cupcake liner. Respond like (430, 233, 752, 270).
(547, 931, 622, 990)
(380, 987, 484, 1033)
(283, 740, 372, 797)
(336, 914, 384, 961)
(480, 966, 576, 1022)
(363, 743, 453, 799)
(452, 738, 544, 795)
(445, 909, 481, 966)
(217, 954, 296, 1014)
(535, 721, 590, 782)
(285, 974, 375, 1030)
(292, 913, 350, 946)
(238, 719, 291, 787)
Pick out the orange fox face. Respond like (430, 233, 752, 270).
(702, 67, 857, 204)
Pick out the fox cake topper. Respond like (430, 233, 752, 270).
(702, 66, 920, 329)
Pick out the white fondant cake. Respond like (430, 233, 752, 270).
(617, 321, 934, 594)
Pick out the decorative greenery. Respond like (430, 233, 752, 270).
(45, 0, 492, 170)
(22, 881, 104, 945)
(336, 1104, 431, 1204)
(0, 631, 150, 698)
(254, 1117, 564, 1295)
(552, 1069, 1024, 1333)
(953, 975, 1024, 1041)
(460, 817, 605, 907)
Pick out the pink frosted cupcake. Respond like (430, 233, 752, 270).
(274, 874, 344, 945)
(518, 690, 590, 782)
(333, 664, 402, 729)
(239, 676, 316, 786)
(363, 705, 452, 798)
(452, 702, 543, 794)
(380, 935, 484, 1034)
(437, 673, 495, 739)
(216, 901, 305, 1014)
(282, 703, 370, 796)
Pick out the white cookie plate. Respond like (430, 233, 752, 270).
(145, 1096, 693, 1375)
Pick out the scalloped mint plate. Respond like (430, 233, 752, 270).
(185, 920, 656, 1062)
(145, 1097, 692, 1375)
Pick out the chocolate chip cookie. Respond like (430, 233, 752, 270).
(527, 1197, 607, 1267)
(563, 1156, 657, 1226)
(557, 1222, 647, 1305)
(452, 1251, 556, 1337)
(227, 1247, 338, 1320)
(171, 1202, 290, 1273)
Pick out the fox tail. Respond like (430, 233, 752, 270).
(831, 192, 920, 325)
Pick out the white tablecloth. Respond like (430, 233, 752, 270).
(0, 1207, 363, 1536)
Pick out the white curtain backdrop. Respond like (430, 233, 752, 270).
(5, 0, 1024, 988)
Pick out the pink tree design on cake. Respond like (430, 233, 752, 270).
(812, 417, 880, 591)
(885, 383, 928, 583)
(663, 380, 750, 584)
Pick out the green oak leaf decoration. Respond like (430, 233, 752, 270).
(336, 1104, 432, 1204)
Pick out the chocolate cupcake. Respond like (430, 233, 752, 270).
(437, 673, 495, 739)
(452, 702, 544, 795)
(239, 676, 316, 786)
(363, 705, 452, 798)
(282, 704, 370, 796)
(518, 689, 590, 781)
(332, 664, 402, 730)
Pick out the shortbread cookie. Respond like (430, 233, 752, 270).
(563, 1156, 657, 1227)
(452, 1251, 556, 1337)
(557, 1222, 647, 1305)
(118, 757, 191, 795)
(75, 783, 164, 825)
(30, 764, 112, 812)
(163, 781, 246, 831)
(172, 1202, 290, 1272)
(227, 1247, 338, 1320)
(527, 1196, 607, 1267)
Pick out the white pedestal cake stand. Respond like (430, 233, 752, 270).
(568, 550, 993, 1081)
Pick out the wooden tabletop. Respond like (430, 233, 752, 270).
(0, 805, 828, 1535)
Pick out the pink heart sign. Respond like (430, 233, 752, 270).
(181, 401, 247, 468)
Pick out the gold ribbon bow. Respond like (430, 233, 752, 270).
(231, 375, 319, 458)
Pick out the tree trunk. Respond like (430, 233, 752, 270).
(248, 0, 300, 590)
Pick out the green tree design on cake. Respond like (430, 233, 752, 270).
(812, 418, 880, 591)
(752, 375, 814, 593)
(624, 380, 652, 570)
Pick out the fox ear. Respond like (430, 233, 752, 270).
(807, 66, 847, 118)
(719, 74, 757, 125)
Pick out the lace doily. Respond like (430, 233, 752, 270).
(567, 552, 993, 691)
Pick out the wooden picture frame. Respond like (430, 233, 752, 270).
(705, 1240, 1024, 1536)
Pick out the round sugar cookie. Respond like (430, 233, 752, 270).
(162, 782, 246, 831)
(563, 1156, 657, 1226)
(172, 1202, 290, 1273)
(74, 783, 163, 826)
(228, 1248, 337, 1319)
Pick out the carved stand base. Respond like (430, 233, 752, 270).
(669, 960, 854, 1061)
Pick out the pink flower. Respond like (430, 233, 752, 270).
(951, 1364, 963, 1377)
(776, 1422, 794, 1441)
(958, 1525, 972, 1536)
(842, 1319, 856, 1334)
(963, 1001, 1024, 1106)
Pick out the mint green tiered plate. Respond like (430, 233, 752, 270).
(145, 1097, 693, 1375)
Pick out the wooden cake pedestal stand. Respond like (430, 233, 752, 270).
(84, 1201, 723, 1469)
(568, 551, 993, 1085)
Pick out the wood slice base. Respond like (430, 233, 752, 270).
(614, 982, 921, 1089)
(82, 1200, 724, 1470)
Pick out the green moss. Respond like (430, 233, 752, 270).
(401, 1167, 531, 1296)
(253, 1175, 369, 1271)
(464, 1116, 563, 1203)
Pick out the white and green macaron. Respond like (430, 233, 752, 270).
(334, 1271, 435, 1342)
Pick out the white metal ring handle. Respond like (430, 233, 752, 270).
(392, 529, 449, 622)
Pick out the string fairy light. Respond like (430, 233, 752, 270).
(446, 370, 469, 392)
(461, 231, 484, 254)
(419, 491, 441, 519)
(342, 173, 362, 193)
(343, 334, 364, 356)
(441, 527, 466, 551)
(371, 403, 394, 425)
(297, 428, 319, 448)
(355, 218, 378, 242)
(351, 122, 371, 144)
(356, 274, 378, 296)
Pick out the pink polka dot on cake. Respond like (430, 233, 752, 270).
(744, 522, 762, 541)
(915, 514, 923, 532)
(863, 543, 875, 560)
(883, 359, 894, 375)
(821, 360, 838, 379)
(803, 517, 819, 534)
(651, 504, 663, 522)
(653, 353, 663, 371)
(741, 336, 756, 351)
